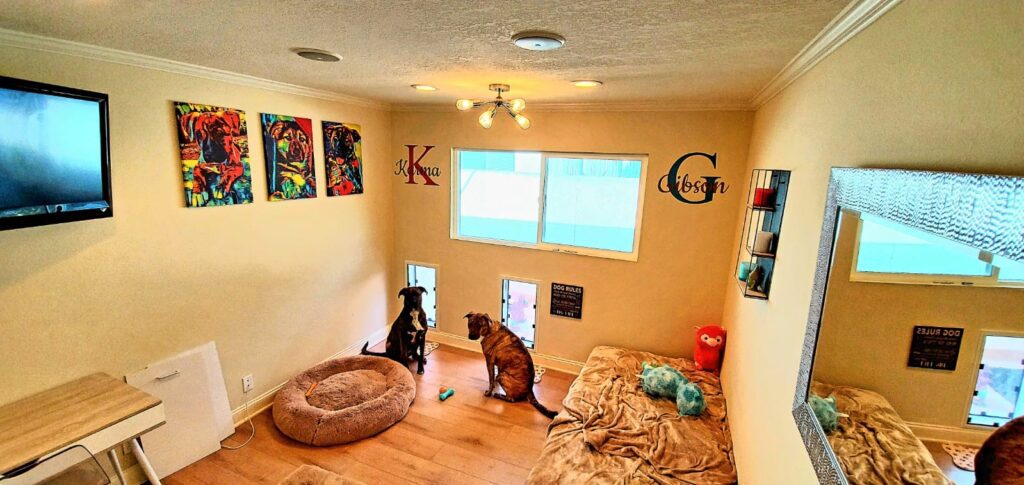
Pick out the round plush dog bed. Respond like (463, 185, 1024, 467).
(272, 355, 416, 446)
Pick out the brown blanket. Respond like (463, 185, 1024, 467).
(811, 382, 952, 485)
(527, 346, 736, 484)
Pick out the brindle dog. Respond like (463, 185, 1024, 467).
(361, 287, 429, 374)
(465, 312, 557, 418)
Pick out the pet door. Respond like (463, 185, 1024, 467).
(406, 263, 437, 328)
(968, 334, 1024, 427)
(502, 279, 537, 349)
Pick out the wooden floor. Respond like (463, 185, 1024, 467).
(923, 440, 976, 485)
(165, 343, 574, 484)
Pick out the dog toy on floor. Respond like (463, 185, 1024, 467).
(639, 362, 706, 416)
(439, 386, 455, 401)
(693, 325, 726, 374)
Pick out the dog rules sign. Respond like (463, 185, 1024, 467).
(550, 283, 583, 319)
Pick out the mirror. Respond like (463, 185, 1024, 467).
(793, 169, 1024, 485)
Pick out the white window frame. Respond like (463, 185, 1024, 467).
(849, 215, 1024, 288)
(405, 261, 438, 328)
(451, 148, 648, 262)
(962, 330, 1024, 430)
(501, 276, 540, 349)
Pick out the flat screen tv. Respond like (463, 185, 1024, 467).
(0, 75, 111, 231)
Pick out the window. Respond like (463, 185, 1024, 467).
(851, 213, 1024, 287)
(968, 334, 1024, 427)
(502, 278, 537, 348)
(406, 263, 437, 328)
(453, 149, 646, 261)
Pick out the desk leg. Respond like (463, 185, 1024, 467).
(107, 448, 128, 485)
(129, 438, 162, 485)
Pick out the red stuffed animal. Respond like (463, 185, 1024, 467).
(693, 325, 727, 374)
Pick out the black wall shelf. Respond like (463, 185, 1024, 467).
(735, 169, 791, 300)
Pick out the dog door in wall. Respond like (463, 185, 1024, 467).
(406, 263, 437, 327)
(502, 278, 537, 349)
(968, 334, 1024, 427)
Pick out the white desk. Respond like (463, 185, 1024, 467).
(0, 373, 166, 484)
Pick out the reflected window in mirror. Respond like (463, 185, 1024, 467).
(852, 214, 1024, 287)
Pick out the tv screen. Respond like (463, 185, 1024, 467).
(0, 76, 111, 231)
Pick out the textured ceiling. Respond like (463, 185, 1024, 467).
(0, 0, 850, 107)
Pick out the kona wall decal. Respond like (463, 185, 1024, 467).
(395, 145, 441, 186)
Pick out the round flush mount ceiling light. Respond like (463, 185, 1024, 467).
(572, 80, 603, 88)
(292, 48, 342, 62)
(512, 31, 565, 51)
(410, 84, 437, 91)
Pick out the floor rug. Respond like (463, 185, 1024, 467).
(424, 341, 440, 356)
(941, 442, 978, 471)
(534, 365, 547, 383)
(280, 464, 366, 485)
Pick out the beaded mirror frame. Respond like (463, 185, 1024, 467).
(792, 168, 1024, 484)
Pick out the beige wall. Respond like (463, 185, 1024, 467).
(813, 210, 1020, 428)
(391, 109, 753, 362)
(0, 47, 395, 410)
(720, 1, 1024, 483)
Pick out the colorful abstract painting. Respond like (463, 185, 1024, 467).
(322, 121, 363, 196)
(260, 113, 316, 201)
(175, 102, 253, 207)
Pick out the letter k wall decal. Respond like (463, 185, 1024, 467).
(395, 145, 442, 186)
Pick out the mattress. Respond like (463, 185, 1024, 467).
(811, 381, 953, 485)
(527, 346, 736, 484)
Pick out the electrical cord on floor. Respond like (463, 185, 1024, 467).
(221, 390, 255, 450)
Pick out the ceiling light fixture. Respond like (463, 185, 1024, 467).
(455, 84, 530, 130)
(512, 31, 565, 51)
(292, 48, 342, 62)
(572, 80, 603, 88)
(411, 84, 437, 91)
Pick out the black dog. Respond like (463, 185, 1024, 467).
(361, 286, 429, 374)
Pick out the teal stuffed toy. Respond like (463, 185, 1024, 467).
(640, 362, 706, 416)
(808, 394, 841, 433)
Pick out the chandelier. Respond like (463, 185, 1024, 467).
(455, 84, 530, 130)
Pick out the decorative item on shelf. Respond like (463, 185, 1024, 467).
(753, 231, 774, 254)
(455, 84, 530, 130)
(753, 188, 777, 208)
(735, 169, 791, 300)
(746, 265, 764, 291)
(737, 261, 752, 281)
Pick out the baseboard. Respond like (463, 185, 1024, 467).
(427, 330, 585, 375)
(229, 325, 391, 426)
(909, 420, 993, 446)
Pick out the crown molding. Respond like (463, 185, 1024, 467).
(749, 0, 902, 108)
(0, 28, 390, 111)
(393, 101, 754, 114)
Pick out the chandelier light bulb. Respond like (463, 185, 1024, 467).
(514, 114, 531, 130)
(478, 108, 496, 128)
(455, 99, 474, 111)
(508, 98, 526, 113)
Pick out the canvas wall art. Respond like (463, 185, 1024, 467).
(260, 113, 316, 201)
(175, 102, 253, 207)
(322, 121, 363, 196)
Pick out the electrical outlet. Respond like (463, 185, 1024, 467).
(242, 374, 254, 394)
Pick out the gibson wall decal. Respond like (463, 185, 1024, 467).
(658, 151, 729, 204)
(395, 144, 441, 186)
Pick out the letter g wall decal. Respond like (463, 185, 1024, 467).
(658, 151, 729, 204)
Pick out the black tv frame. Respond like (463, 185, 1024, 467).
(0, 75, 112, 231)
